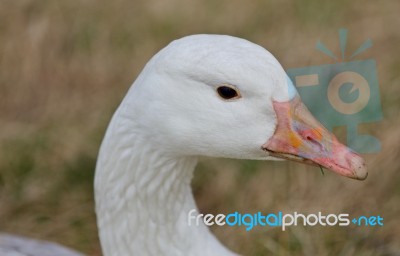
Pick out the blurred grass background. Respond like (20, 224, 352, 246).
(0, 0, 399, 255)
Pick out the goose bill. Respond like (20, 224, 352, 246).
(262, 95, 368, 180)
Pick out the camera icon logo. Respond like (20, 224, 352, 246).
(286, 29, 382, 153)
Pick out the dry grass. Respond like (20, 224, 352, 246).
(0, 0, 399, 255)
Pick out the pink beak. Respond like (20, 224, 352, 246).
(262, 95, 367, 180)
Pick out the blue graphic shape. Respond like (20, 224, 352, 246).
(339, 83, 359, 103)
(286, 60, 382, 153)
(339, 28, 347, 60)
(286, 75, 298, 100)
(316, 40, 338, 60)
(351, 39, 373, 59)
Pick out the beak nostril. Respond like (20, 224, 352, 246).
(298, 129, 318, 143)
(303, 133, 325, 151)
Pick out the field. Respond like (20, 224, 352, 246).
(1, 0, 399, 255)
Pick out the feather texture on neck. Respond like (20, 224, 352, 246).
(95, 107, 236, 256)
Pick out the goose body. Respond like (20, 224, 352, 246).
(2, 34, 367, 256)
(0, 233, 83, 256)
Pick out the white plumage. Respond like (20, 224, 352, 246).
(2, 34, 366, 256)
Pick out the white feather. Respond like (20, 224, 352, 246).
(2, 34, 295, 256)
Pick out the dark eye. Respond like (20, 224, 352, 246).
(216, 86, 240, 100)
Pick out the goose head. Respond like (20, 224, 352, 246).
(125, 34, 367, 180)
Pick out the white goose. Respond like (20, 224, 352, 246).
(0, 34, 367, 256)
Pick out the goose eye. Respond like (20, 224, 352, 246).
(216, 86, 240, 100)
